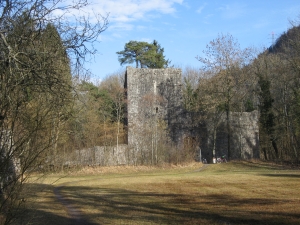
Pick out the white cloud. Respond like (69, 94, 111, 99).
(201, 13, 214, 24)
(196, 6, 204, 14)
(136, 25, 147, 30)
(53, 0, 183, 40)
(196, 3, 207, 14)
(89, 0, 183, 30)
(138, 38, 153, 43)
(109, 22, 134, 31)
(217, 3, 247, 19)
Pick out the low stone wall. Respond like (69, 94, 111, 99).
(74, 144, 128, 166)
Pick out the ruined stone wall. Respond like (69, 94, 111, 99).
(229, 111, 260, 159)
(125, 67, 260, 163)
(203, 111, 259, 161)
(63, 145, 129, 166)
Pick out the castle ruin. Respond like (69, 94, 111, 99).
(62, 66, 259, 167)
(125, 66, 259, 163)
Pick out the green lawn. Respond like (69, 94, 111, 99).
(24, 161, 300, 224)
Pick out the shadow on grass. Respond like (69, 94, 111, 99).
(235, 160, 300, 171)
(57, 184, 300, 225)
(16, 207, 70, 225)
(224, 161, 284, 170)
(261, 174, 300, 178)
(19, 182, 91, 225)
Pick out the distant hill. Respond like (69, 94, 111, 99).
(268, 25, 300, 54)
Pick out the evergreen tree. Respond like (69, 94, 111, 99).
(257, 74, 278, 159)
(117, 40, 170, 68)
(146, 40, 170, 68)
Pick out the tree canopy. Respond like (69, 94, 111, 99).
(116, 40, 170, 68)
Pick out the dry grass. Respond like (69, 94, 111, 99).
(16, 175, 70, 225)
(23, 161, 300, 225)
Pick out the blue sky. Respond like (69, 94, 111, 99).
(82, 0, 300, 82)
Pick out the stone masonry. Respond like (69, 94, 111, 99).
(125, 66, 260, 162)
(125, 67, 182, 144)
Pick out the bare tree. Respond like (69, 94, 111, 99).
(0, 0, 107, 223)
(182, 66, 202, 111)
(196, 33, 254, 160)
(99, 71, 126, 163)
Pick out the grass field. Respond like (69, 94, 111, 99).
(23, 161, 300, 225)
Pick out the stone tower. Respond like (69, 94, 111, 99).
(125, 67, 183, 152)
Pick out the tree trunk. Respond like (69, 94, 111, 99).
(271, 138, 279, 159)
(226, 108, 231, 160)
